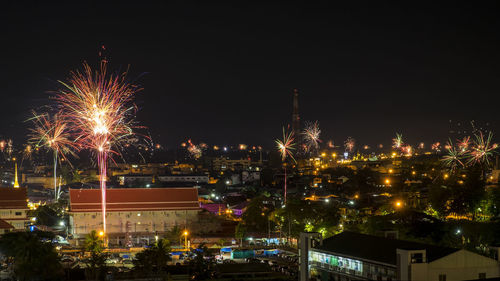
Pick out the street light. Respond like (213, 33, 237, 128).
(183, 230, 189, 250)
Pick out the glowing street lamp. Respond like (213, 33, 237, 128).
(183, 230, 189, 250)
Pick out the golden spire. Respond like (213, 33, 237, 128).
(13, 158, 20, 188)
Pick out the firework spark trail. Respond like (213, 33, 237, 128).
(441, 139, 465, 171)
(392, 133, 403, 149)
(29, 111, 78, 200)
(327, 140, 334, 148)
(19, 144, 33, 169)
(403, 145, 413, 156)
(344, 137, 355, 153)
(276, 127, 296, 163)
(275, 127, 296, 204)
(6, 140, 13, 159)
(457, 136, 471, 152)
(467, 131, 498, 166)
(54, 61, 141, 234)
(187, 139, 204, 159)
(301, 121, 321, 154)
(431, 142, 441, 152)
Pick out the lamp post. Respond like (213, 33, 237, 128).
(99, 230, 107, 248)
(60, 220, 68, 238)
(183, 230, 189, 250)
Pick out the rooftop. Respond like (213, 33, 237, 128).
(0, 187, 28, 209)
(69, 187, 199, 212)
(315, 231, 458, 265)
(0, 219, 14, 229)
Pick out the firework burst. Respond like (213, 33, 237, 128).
(276, 127, 296, 163)
(392, 133, 403, 149)
(441, 139, 465, 171)
(327, 140, 334, 148)
(403, 145, 413, 156)
(344, 137, 355, 153)
(467, 132, 498, 166)
(54, 61, 142, 234)
(418, 142, 425, 149)
(431, 142, 441, 152)
(29, 111, 78, 200)
(275, 127, 295, 204)
(22, 144, 33, 161)
(457, 136, 471, 152)
(187, 139, 204, 159)
(301, 121, 321, 154)
(29, 111, 77, 162)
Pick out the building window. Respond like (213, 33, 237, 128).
(411, 253, 423, 263)
(15, 212, 21, 216)
(439, 274, 446, 281)
(479, 273, 486, 279)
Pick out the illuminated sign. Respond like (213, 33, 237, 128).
(309, 250, 363, 274)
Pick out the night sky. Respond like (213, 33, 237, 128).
(1, 2, 499, 149)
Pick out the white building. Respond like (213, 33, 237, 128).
(69, 187, 200, 246)
(301, 231, 500, 281)
(0, 188, 29, 230)
(158, 174, 209, 184)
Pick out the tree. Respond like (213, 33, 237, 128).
(0, 231, 63, 280)
(486, 187, 500, 217)
(429, 167, 486, 219)
(235, 222, 246, 246)
(216, 238, 226, 248)
(164, 224, 182, 246)
(84, 230, 108, 281)
(133, 238, 172, 278)
(276, 199, 340, 239)
(428, 185, 452, 218)
(189, 243, 213, 280)
(241, 195, 270, 233)
(29, 205, 60, 226)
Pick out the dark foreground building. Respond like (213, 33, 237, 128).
(300, 231, 500, 281)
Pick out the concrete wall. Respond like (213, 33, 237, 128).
(0, 209, 28, 229)
(70, 209, 199, 237)
(412, 250, 500, 281)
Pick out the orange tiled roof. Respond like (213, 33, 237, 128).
(0, 219, 14, 229)
(69, 188, 200, 212)
(0, 188, 28, 209)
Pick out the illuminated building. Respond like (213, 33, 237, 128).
(301, 231, 500, 281)
(118, 174, 209, 186)
(212, 157, 261, 172)
(0, 188, 29, 230)
(69, 187, 200, 246)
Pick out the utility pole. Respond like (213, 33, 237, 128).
(267, 216, 270, 243)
